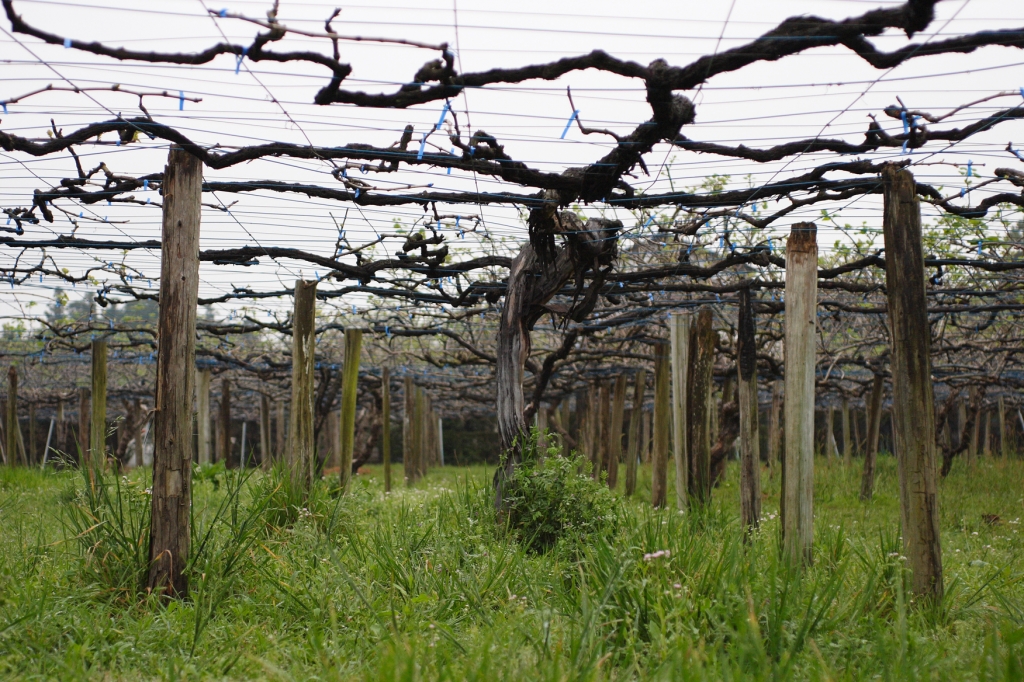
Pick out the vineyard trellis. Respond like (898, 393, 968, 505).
(1, 0, 1024, 601)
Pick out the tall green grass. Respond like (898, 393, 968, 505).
(1, 455, 1023, 679)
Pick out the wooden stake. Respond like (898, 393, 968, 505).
(825, 407, 837, 460)
(782, 222, 817, 567)
(842, 396, 852, 467)
(609, 373, 627, 490)
(259, 392, 271, 470)
(768, 379, 782, 478)
(147, 146, 202, 598)
(219, 378, 231, 467)
(6, 366, 17, 466)
(339, 328, 362, 492)
(276, 400, 286, 463)
(859, 373, 885, 501)
(651, 342, 670, 508)
(641, 408, 652, 464)
(625, 368, 646, 497)
(999, 396, 1008, 459)
(403, 376, 415, 485)
(288, 279, 317, 488)
(77, 386, 89, 466)
(28, 402, 36, 465)
(382, 367, 392, 492)
(670, 312, 690, 510)
(737, 288, 761, 532)
(196, 368, 211, 466)
(688, 307, 714, 506)
(882, 164, 943, 599)
(597, 380, 611, 481)
(90, 339, 108, 465)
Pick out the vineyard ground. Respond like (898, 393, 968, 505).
(1, 455, 1023, 680)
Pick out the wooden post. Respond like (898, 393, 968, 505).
(608, 374, 627, 490)
(275, 400, 286, 463)
(968, 389, 981, 466)
(6, 366, 17, 466)
(782, 222, 817, 567)
(651, 342, 670, 508)
(382, 368, 392, 492)
(999, 396, 1008, 459)
(132, 398, 143, 469)
(853, 402, 862, 456)
(625, 368, 646, 497)
(882, 164, 943, 599)
(642, 408, 652, 464)
(842, 397, 852, 467)
(28, 402, 36, 465)
(825, 407, 837, 460)
(195, 369, 211, 466)
(737, 288, 761, 532)
(768, 379, 782, 478)
(414, 385, 426, 479)
(287, 280, 317, 487)
(339, 328, 362, 492)
(219, 378, 231, 467)
(147, 146, 202, 598)
(596, 380, 611, 482)
(983, 409, 991, 457)
(689, 307, 714, 506)
(670, 312, 690, 511)
(77, 387, 89, 466)
(403, 376, 415, 485)
(859, 373, 885, 501)
(90, 339, 108, 466)
(259, 393, 271, 469)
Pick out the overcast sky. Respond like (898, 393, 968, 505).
(1, 0, 1022, 323)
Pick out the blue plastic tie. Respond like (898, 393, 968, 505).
(902, 140, 909, 155)
(417, 133, 427, 160)
(901, 109, 909, 134)
(314, 271, 319, 280)
(219, 8, 228, 17)
(1020, 87, 1024, 99)
(143, 179, 149, 190)
(235, 47, 248, 74)
(560, 110, 579, 139)
(179, 91, 185, 111)
(63, 37, 71, 48)
(1, 103, 6, 115)
(436, 101, 450, 129)
(643, 215, 654, 228)
(385, 326, 391, 338)
(354, 189, 360, 198)
(967, 160, 972, 178)
(767, 239, 773, 253)
(960, 187, 966, 198)
(718, 235, 724, 249)
(978, 239, 983, 256)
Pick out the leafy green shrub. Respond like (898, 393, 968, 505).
(501, 431, 618, 553)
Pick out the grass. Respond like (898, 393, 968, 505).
(1, 453, 1024, 680)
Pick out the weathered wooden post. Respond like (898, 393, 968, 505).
(651, 343, 670, 508)
(416, 387, 428, 478)
(882, 164, 943, 599)
(275, 400, 286, 463)
(28, 402, 36, 465)
(77, 387, 89, 465)
(859, 373, 885, 501)
(768, 379, 782, 478)
(90, 339, 108, 465)
(382, 367, 392, 492)
(968, 389, 981, 466)
(999, 396, 1008, 459)
(689, 307, 714, 506)
(259, 393, 271, 469)
(597, 380, 612, 482)
(782, 222, 817, 566)
(219, 378, 231, 467)
(608, 373, 627, 490)
(288, 280, 317, 488)
(825, 407, 837, 460)
(642, 408, 651, 464)
(131, 398, 143, 469)
(6, 366, 17, 466)
(737, 288, 761, 532)
(339, 328, 362, 493)
(196, 369, 211, 466)
(403, 376, 416, 485)
(625, 368, 646, 497)
(842, 397, 852, 467)
(147, 146, 202, 598)
(670, 312, 690, 510)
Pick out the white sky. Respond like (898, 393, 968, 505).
(1, 0, 1023, 324)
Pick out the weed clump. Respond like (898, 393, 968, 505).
(501, 432, 617, 553)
